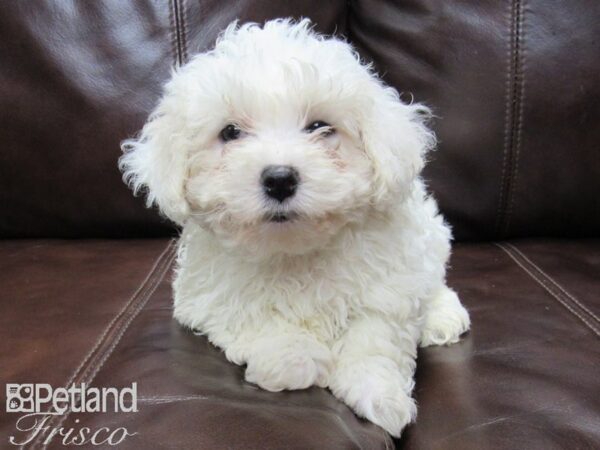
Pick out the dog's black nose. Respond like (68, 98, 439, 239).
(261, 165, 299, 202)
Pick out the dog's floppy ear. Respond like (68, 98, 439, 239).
(119, 94, 190, 226)
(360, 85, 435, 206)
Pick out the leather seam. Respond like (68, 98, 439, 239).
(506, 243, 600, 325)
(170, 0, 187, 66)
(33, 242, 176, 450)
(179, 0, 189, 64)
(75, 243, 176, 387)
(495, 0, 525, 238)
(495, 0, 516, 237)
(173, 0, 182, 65)
(495, 243, 600, 338)
(503, 0, 526, 235)
(26, 240, 177, 450)
(43, 241, 175, 408)
(168, 0, 180, 67)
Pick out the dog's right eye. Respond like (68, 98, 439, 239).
(304, 121, 332, 134)
(220, 124, 242, 142)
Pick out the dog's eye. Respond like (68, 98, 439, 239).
(304, 121, 334, 135)
(220, 124, 242, 142)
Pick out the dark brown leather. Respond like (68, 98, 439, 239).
(1, 240, 598, 449)
(2, 1, 598, 239)
(403, 240, 600, 449)
(0, 2, 173, 238)
(2, 1, 599, 449)
(0, 0, 345, 238)
(348, 0, 600, 240)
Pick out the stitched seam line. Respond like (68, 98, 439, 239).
(26, 241, 177, 450)
(170, 0, 187, 66)
(496, 243, 600, 338)
(29, 242, 176, 450)
(59, 242, 175, 392)
(179, 0, 189, 64)
(495, 0, 524, 238)
(173, 0, 183, 66)
(506, 243, 600, 324)
(33, 243, 177, 450)
(503, 0, 526, 235)
(495, 0, 517, 237)
(75, 244, 176, 386)
(168, 0, 180, 67)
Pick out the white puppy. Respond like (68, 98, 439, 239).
(120, 19, 470, 437)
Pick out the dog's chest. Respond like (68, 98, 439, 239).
(175, 238, 422, 343)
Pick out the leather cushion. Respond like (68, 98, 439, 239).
(2, 239, 598, 448)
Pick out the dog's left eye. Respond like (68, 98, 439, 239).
(304, 121, 334, 135)
(220, 124, 242, 142)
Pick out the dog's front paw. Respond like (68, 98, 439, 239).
(241, 335, 333, 392)
(329, 359, 417, 437)
(420, 287, 470, 347)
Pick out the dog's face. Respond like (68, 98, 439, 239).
(120, 19, 434, 257)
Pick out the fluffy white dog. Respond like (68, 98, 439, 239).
(120, 19, 470, 437)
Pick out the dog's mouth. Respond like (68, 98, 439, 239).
(265, 211, 298, 223)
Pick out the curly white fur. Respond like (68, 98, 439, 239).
(120, 19, 470, 437)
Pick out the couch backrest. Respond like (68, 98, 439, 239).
(1, 1, 598, 240)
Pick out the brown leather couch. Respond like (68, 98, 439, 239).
(1, 1, 599, 449)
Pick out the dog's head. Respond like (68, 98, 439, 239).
(120, 19, 434, 257)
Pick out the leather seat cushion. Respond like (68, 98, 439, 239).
(1, 239, 598, 449)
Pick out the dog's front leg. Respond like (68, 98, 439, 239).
(223, 322, 334, 392)
(329, 314, 419, 437)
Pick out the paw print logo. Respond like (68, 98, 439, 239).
(6, 384, 35, 413)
